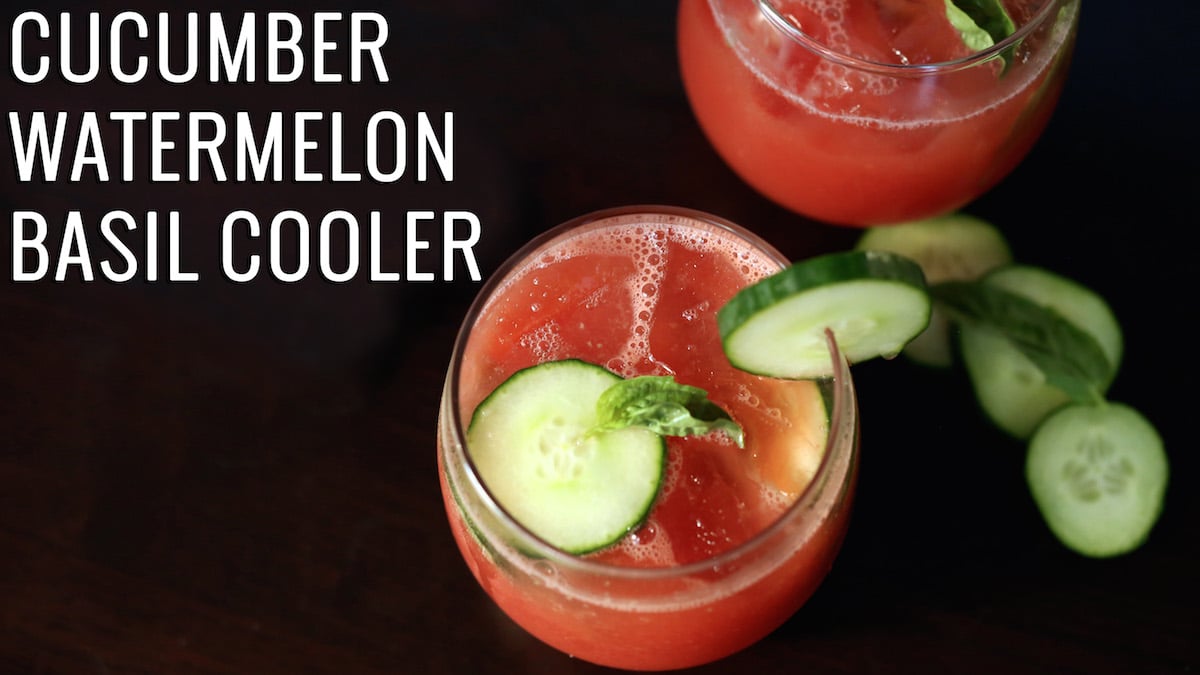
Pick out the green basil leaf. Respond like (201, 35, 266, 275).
(945, 0, 1017, 69)
(931, 280, 1112, 404)
(595, 375, 744, 447)
(945, 0, 998, 51)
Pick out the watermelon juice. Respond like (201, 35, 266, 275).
(677, 0, 1080, 226)
(437, 206, 860, 670)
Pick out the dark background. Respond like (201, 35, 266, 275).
(2, 1, 1195, 673)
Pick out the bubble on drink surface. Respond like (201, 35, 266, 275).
(734, 382, 786, 423)
(613, 226, 669, 375)
(660, 444, 686, 498)
(796, 0, 899, 100)
(758, 480, 796, 513)
(532, 559, 556, 580)
(720, 0, 1070, 129)
(673, 224, 778, 277)
(607, 451, 685, 567)
(610, 517, 680, 567)
(580, 284, 607, 310)
(680, 300, 711, 323)
(518, 321, 563, 361)
(724, 0, 928, 125)
(801, 0, 851, 53)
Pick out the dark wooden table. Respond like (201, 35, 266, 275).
(3, 2, 1196, 673)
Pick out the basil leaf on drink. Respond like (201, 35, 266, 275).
(595, 376, 744, 447)
(945, 0, 998, 51)
(945, 0, 1017, 68)
(931, 280, 1112, 405)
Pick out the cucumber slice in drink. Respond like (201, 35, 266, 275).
(959, 265, 1123, 439)
(1026, 402, 1168, 558)
(856, 213, 1012, 367)
(467, 359, 666, 555)
(718, 250, 931, 379)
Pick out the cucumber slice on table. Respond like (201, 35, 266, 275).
(958, 265, 1123, 439)
(1027, 402, 1168, 558)
(856, 212, 1012, 367)
(718, 250, 931, 379)
(467, 359, 666, 554)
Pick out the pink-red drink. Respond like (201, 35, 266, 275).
(678, 0, 1079, 226)
(438, 207, 859, 670)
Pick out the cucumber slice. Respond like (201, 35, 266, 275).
(856, 212, 1012, 367)
(718, 250, 931, 379)
(1026, 402, 1168, 558)
(960, 265, 1123, 438)
(467, 359, 665, 554)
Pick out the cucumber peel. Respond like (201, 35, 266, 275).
(856, 213, 1012, 367)
(929, 262, 1165, 558)
(718, 250, 931, 379)
(938, 265, 1123, 439)
(934, 278, 1113, 406)
(467, 359, 741, 554)
(852, 218, 1166, 559)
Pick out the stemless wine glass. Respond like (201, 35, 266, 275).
(678, 0, 1081, 226)
(437, 206, 860, 670)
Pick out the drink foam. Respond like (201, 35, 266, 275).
(468, 212, 837, 611)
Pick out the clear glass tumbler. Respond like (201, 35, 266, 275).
(678, 0, 1081, 226)
(437, 206, 860, 670)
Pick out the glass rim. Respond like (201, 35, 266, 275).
(443, 204, 859, 581)
(753, 0, 1065, 76)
